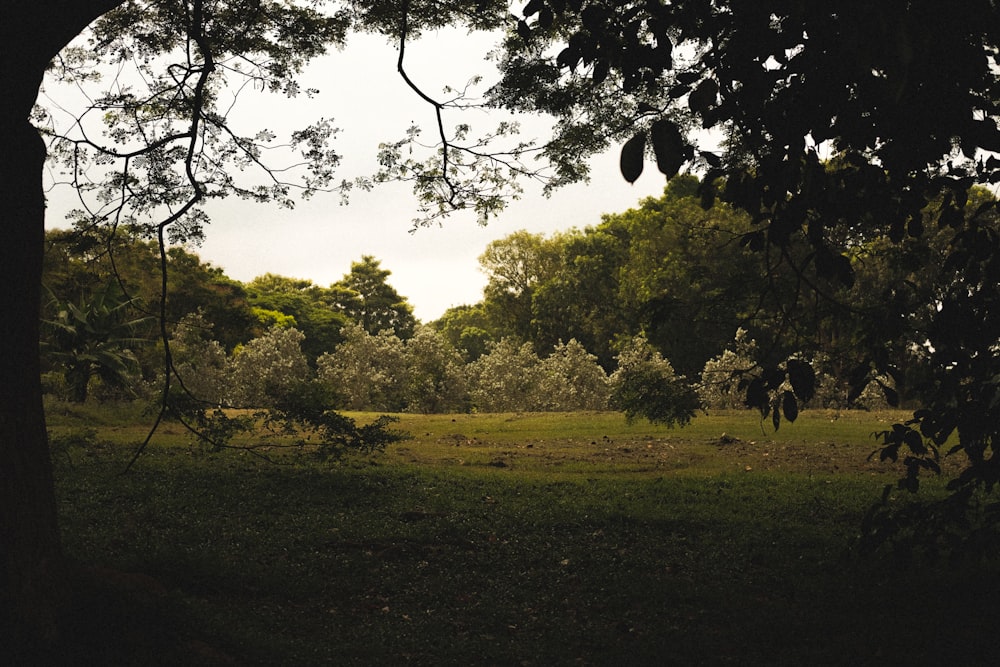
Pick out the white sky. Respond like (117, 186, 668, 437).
(44, 29, 670, 322)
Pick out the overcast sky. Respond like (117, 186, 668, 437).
(44, 28, 670, 322)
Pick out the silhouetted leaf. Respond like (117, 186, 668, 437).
(700, 150, 722, 169)
(649, 119, 686, 178)
(538, 7, 554, 29)
(517, 19, 531, 41)
(620, 132, 646, 183)
(688, 78, 718, 114)
(744, 376, 768, 413)
(904, 429, 926, 455)
(782, 390, 798, 422)
(523, 0, 544, 17)
(786, 358, 816, 403)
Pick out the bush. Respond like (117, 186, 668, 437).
(610, 335, 698, 426)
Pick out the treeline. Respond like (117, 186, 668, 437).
(43, 175, 978, 417)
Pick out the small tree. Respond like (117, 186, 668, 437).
(227, 326, 310, 408)
(610, 335, 698, 426)
(169, 311, 228, 405)
(466, 338, 545, 412)
(316, 323, 407, 412)
(537, 339, 611, 411)
(41, 283, 150, 402)
(402, 326, 469, 414)
(698, 328, 760, 410)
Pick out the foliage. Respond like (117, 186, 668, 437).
(245, 273, 350, 361)
(698, 328, 760, 410)
(500, 0, 1000, 545)
(330, 256, 416, 340)
(535, 339, 610, 411)
(316, 323, 408, 412)
(42, 282, 151, 402)
(168, 311, 229, 405)
(265, 381, 409, 459)
(466, 338, 545, 412)
(430, 303, 494, 362)
(479, 230, 561, 343)
(227, 326, 311, 409)
(401, 325, 470, 414)
(43, 227, 256, 354)
(609, 334, 698, 427)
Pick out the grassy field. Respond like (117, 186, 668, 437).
(49, 406, 998, 665)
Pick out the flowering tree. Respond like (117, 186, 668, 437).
(227, 326, 310, 408)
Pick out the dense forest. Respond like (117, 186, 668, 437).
(43, 175, 974, 420)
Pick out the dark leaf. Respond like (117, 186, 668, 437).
(649, 119, 686, 179)
(523, 0, 544, 17)
(763, 366, 785, 390)
(556, 46, 578, 69)
(620, 132, 646, 183)
(516, 19, 531, 41)
(903, 429, 926, 455)
(538, 6, 554, 29)
(782, 390, 799, 423)
(688, 78, 718, 114)
(772, 402, 781, 431)
(744, 376, 768, 412)
(592, 59, 610, 85)
(668, 83, 691, 99)
(881, 383, 899, 408)
(786, 359, 816, 403)
(700, 150, 722, 169)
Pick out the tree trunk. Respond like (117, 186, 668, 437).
(0, 107, 64, 659)
(1, 0, 126, 652)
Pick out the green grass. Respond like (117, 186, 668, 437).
(49, 407, 996, 665)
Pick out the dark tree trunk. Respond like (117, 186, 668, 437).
(1, 0, 126, 652)
(0, 116, 63, 651)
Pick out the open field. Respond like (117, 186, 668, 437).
(49, 407, 997, 665)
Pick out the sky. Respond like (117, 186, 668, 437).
(43, 28, 670, 323)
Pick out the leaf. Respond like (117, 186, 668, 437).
(688, 78, 718, 114)
(782, 390, 799, 423)
(903, 429, 926, 455)
(538, 7, 554, 29)
(772, 403, 781, 431)
(592, 59, 610, 85)
(619, 132, 646, 184)
(744, 376, 768, 413)
(880, 383, 900, 408)
(649, 119, 686, 179)
(516, 19, 531, 41)
(700, 150, 722, 169)
(786, 359, 816, 403)
(523, 0, 544, 17)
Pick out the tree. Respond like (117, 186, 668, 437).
(6, 3, 521, 647)
(316, 322, 408, 412)
(42, 283, 150, 402)
(500, 1, 1000, 554)
(536, 339, 610, 411)
(227, 326, 311, 409)
(466, 338, 545, 412)
(431, 303, 495, 362)
(330, 256, 417, 340)
(609, 334, 699, 427)
(168, 311, 229, 406)
(479, 230, 561, 342)
(8, 0, 1000, 652)
(246, 273, 350, 361)
(402, 325, 470, 413)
